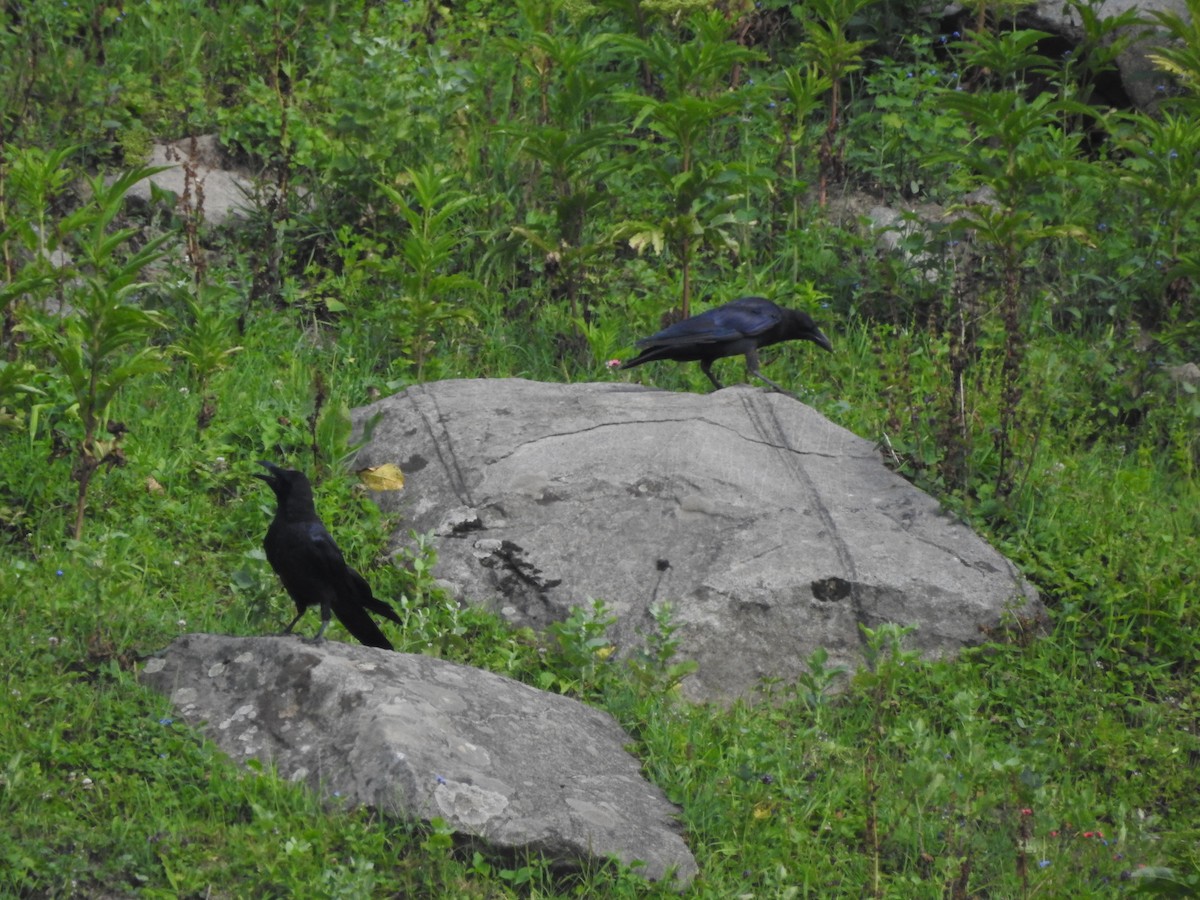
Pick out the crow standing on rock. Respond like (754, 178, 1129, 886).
(253, 461, 402, 650)
(620, 296, 833, 396)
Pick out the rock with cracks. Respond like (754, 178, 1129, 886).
(140, 634, 696, 885)
(352, 379, 1041, 702)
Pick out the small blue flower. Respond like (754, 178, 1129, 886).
(436, 775, 447, 785)
(906, 72, 914, 78)
(159, 717, 173, 726)
(1156, 84, 1167, 93)
(1168, 149, 1179, 159)
(952, 31, 961, 38)
(767, 101, 776, 109)
(55, 569, 64, 577)
(1038, 860, 1051, 869)
(1097, 222, 1108, 232)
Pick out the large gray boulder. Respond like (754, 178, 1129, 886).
(140, 634, 696, 885)
(352, 379, 1041, 702)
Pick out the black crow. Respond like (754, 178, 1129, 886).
(253, 461, 402, 650)
(621, 296, 832, 395)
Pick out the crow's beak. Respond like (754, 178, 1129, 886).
(813, 330, 833, 353)
(253, 460, 282, 483)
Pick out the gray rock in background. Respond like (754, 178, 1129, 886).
(141, 633, 696, 885)
(124, 135, 255, 225)
(352, 379, 1041, 702)
(1008, 0, 1187, 110)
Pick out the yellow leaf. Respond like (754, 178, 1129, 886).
(357, 463, 405, 492)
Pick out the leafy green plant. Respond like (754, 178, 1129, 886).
(509, 120, 623, 328)
(172, 281, 244, 434)
(797, 0, 875, 205)
(1059, 0, 1143, 112)
(502, 19, 626, 333)
(376, 167, 482, 379)
(21, 166, 173, 538)
(933, 64, 1091, 495)
(624, 601, 698, 698)
(613, 11, 762, 319)
(777, 64, 833, 225)
(542, 599, 618, 698)
(1111, 111, 1200, 316)
(848, 47, 970, 200)
(794, 644, 845, 715)
(0, 145, 80, 344)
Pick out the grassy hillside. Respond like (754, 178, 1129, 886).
(2, 0, 1199, 896)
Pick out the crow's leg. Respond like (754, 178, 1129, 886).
(306, 603, 332, 643)
(281, 608, 306, 636)
(700, 359, 724, 390)
(745, 349, 799, 400)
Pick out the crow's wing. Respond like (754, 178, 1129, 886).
(305, 525, 400, 649)
(636, 297, 783, 348)
(263, 520, 345, 605)
(301, 521, 352, 583)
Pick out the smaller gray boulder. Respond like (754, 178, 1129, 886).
(140, 634, 697, 885)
